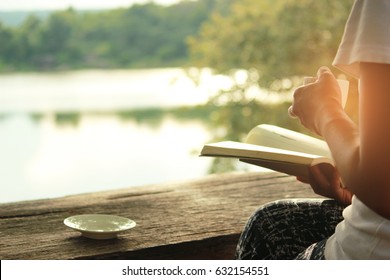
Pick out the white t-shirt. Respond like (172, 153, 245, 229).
(326, 0, 390, 259)
(333, 0, 390, 78)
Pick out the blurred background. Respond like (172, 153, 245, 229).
(0, 0, 356, 203)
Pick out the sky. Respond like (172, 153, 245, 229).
(0, 0, 183, 11)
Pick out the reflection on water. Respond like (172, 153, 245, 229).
(0, 113, 213, 203)
(0, 68, 220, 203)
(0, 68, 270, 203)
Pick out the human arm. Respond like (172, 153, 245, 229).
(290, 64, 390, 219)
(290, 67, 355, 205)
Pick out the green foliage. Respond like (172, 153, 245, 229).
(0, 0, 227, 71)
(189, 0, 353, 90)
(188, 0, 357, 173)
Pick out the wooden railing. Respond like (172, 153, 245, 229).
(0, 172, 319, 260)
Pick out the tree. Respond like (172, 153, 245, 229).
(0, 0, 239, 71)
(0, 23, 14, 69)
(189, 0, 353, 91)
(13, 15, 42, 68)
(188, 0, 356, 172)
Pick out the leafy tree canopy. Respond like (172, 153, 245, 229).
(188, 0, 353, 91)
(0, 0, 232, 71)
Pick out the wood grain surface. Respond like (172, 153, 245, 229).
(0, 172, 319, 260)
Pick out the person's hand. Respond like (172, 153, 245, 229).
(288, 66, 343, 136)
(297, 164, 353, 205)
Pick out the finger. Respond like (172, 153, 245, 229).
(335, 186, 353, 205)
(310, 165, 330, 187)
(331, 172, 352, 205)
(317, 66, 335, 82)
(303, 76, 317, 85)
(296, 176, 309, 184)
(317, 66, 331, 77)
(288, 106, 297, 118)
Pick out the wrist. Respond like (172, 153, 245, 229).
(317, 106, 348, 137)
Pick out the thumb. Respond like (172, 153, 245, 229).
(317, 66, 335, 81)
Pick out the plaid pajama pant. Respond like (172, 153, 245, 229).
(235, 199, 345, 260)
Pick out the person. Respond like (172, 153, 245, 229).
(236, 0, 390, 259)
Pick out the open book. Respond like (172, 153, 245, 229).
(200, 124, 334, 180)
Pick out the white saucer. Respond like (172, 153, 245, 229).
(64, 214, 136, 239)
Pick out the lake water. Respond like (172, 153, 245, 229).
(0, 68, 274, 203)
(0, 68, 221, 113)
(0, 68, 218, 203)
(0, 113, 214, 203)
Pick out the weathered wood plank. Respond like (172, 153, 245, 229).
(0, 172, 319, 260)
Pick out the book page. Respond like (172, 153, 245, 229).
(200, 140, 334, 179)
(245, 124, 331, 158)
(201, 141, 333, 166)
